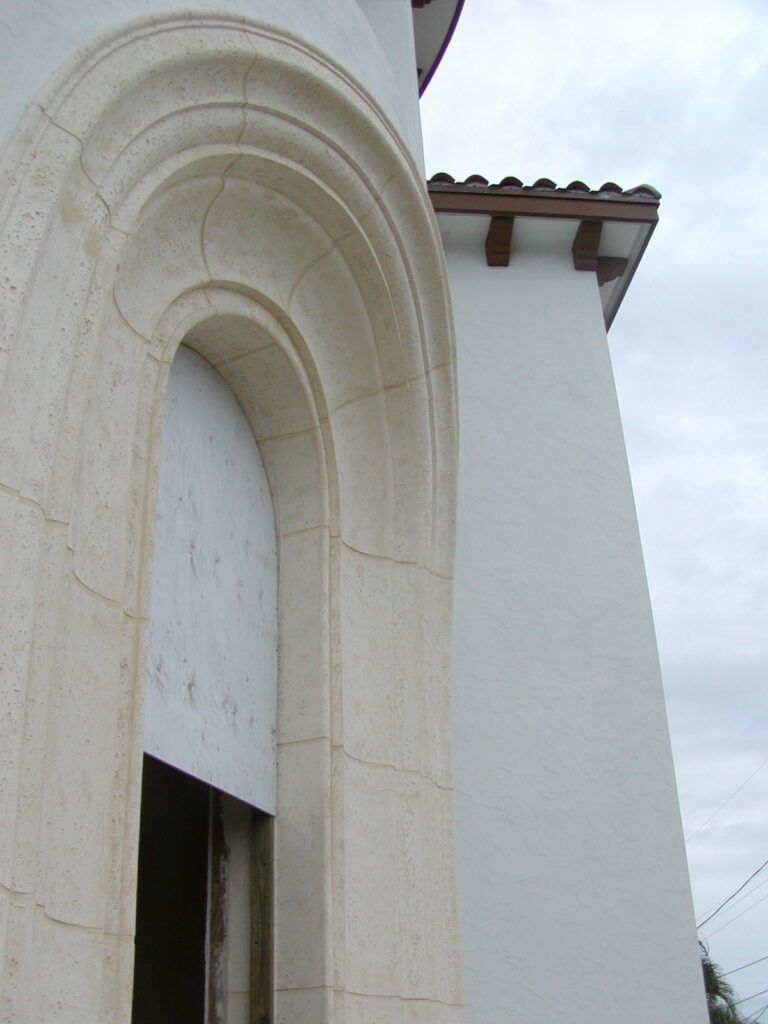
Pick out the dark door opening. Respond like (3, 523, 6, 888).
(131, 755, 209, 1024)
(131, 755, 274, 1024)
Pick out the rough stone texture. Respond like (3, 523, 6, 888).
(0, 15, 460, 1023)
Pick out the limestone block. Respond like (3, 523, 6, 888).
(203, 178, 333, 312)
(99, 931, 136, 1023)
(146, 292, 205, 366)
(337, 226, 422, 389)
(275, 738, 332, 990)
(382, 375, 432, 565)
(0, 494, 45, 888)
(0, 886, 8, 998)
(289, 247, 381, 412)
(114, 175, 217, 341)
(40, 577, 124, 928)
(243, 50, 401, 196)
(379, 175, 453, 375)
(43, 228, 124, 525)
(395, 774, 461, 1006)
(68, 316, 155, 603)
(391, 563, 428, 778)
(184, 310, 274, 367)
(277, 526, 331, 744)
(396, 771, 433, 999)
(0, 143, 106, 506)
(53, 24, 254, 169)
(102, 614, 146, 937)
(122, 354, 166, 621)
(31, 910, 105, 1024)
(341, 754, 399, 995)
(226, 146, 365, 242)
(338, 203, 425, 382)
(5, 521, 68, 896)
(421, 572, 456, 790)
(260, 428, 328, 536)
(425, 363, 457, 580)
(321, 418, 341, 532)
(0, 894, 34, 1022)
(343, 992, 404, 1024)
(432, 787, 463, 1006)
(339, 545, 396, 766)
(238, 109, 375, 227)
(332, 391, 393, 558)
(0, 123, 80, 402)
(341, 995, 461, 1024)
(275, 987, 334, 1024)
(219, 343, 316, 441)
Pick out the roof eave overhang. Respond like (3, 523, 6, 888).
(413, 0, 465, 95)
(428, 183, 660, 330)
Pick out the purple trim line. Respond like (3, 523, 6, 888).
(419, 0, 466, 96)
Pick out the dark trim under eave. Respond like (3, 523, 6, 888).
(418, 0, 466, 96)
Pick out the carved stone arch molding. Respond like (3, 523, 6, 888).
(0, 15, 462, 1024)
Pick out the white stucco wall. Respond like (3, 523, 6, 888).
(356, 0, 423, 171)
(0, 0, 424, 165)
(441, 215, 708, 1022)
(146, 346, 278, 812)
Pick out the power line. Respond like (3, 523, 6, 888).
(704, 889, 768, 939)
(735, 986, 768, 1007)
(749, 1005, 768, 1023)
(699, 872, 768, 925)
(726, 874, 768, 910)
(697, 856, 768, 929)
(724, 953, 768, 978)
(686, 753, 768, 844)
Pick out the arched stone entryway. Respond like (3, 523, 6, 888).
(0, 15, 462, 1023)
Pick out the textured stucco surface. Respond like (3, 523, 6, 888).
(146, 346, 278, 812)
(442, 214, 708, 1023)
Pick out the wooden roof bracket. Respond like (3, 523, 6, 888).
(572, 220, 629, 286)
(572, 220, 602, 270)
(596, 257, 628, 286)
(485, 215, 514, 267)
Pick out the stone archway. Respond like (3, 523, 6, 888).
(0, 15, 461, 1023)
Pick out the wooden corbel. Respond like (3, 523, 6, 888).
(596, 257, 628, 286)
(485, 215, 514, 267)
(572, 220, 602, 271)
(572, 222, 628, 284)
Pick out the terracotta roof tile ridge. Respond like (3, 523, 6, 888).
(427, 172, 661, 201)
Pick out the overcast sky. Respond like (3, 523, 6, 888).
(421, 1, 768, 1016)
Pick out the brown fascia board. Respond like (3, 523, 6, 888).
(428, 183, 659, 225)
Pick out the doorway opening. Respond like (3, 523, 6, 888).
(131, 755, 273, 1024)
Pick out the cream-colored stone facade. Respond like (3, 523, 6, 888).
(0, 13, 461, 1022)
